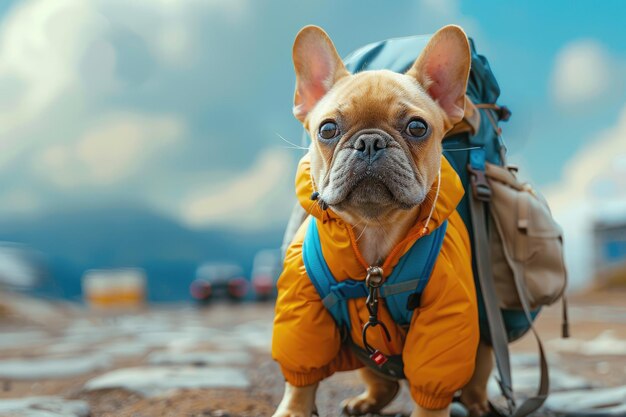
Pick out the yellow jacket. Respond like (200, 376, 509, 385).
(272, 155, 479, 410)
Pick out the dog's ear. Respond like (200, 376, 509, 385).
(292, 26, 349, 122)
(406, 25, 471, 126)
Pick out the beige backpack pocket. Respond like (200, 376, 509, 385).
(485, 162, 567, 310)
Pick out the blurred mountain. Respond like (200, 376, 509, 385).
(0, 207, 283, 301)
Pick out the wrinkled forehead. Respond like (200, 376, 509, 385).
(310, 70, 442, 128)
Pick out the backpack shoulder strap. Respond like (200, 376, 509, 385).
(302, 219, 354, 329)
(468, 148, 549, 417)
(382, 220, 448, 325)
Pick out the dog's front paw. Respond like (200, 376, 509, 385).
(273, 382, 318, 417)
(272, 405, 318, 417)
(460, 388, 489, 417)
(341, 382, 399, 415)
(272, 403, 318, 417)
(341, 393, 380, 415)
(271, 411, 310, 417)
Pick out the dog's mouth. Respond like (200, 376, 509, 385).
(327, 172, 423, 219)
(345, 175, 393, 202)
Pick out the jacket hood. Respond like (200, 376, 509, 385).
(295, 153, 465, 234)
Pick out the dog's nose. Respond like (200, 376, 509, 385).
(354, 133, 387, 160)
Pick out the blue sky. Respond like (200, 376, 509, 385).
(0, 0, 624, 288)
(462, 1, 626, 172)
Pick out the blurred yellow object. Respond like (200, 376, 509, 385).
(82, 268, 146, 309)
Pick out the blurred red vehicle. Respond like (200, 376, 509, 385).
(251, 249, 281, 300)
(190, 263, 248, 303)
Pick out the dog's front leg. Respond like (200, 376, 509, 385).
(272, 381, 318, 417)
(460, 341, 493, 416)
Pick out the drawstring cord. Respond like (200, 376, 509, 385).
(421, 167, 442, 234)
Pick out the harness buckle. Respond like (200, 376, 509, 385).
(370, 350, 388, 366)
(468, 164, 492, 202)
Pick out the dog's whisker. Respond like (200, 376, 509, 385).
(375, 218, 394, 249)
(279, 146, 311, 151)
(275, 132, 309, 150)
(355, 224, 368, 242)
(350, 219, 365, 230)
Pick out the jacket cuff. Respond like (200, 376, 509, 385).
(410, 387, 454, 410)
(280, 365, 332, 387)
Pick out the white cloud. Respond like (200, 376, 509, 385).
(0, 0, 257, 223)
(179, 149, 295, 230)
(0, 189, 41, 215)
(34, 112, 184, 187)
(0, 0, 248, 169)
(0, 0, 103, 163)
(551, 40, 622, 107)
(156, 24, 192, 67)
(0, 0, 485, 235)
(543, 104, 626, 289)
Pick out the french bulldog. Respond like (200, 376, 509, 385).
(273, 25, 491, 417)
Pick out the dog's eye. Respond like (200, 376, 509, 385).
(318, 121, 339, 140)
(406, 118, 428, 139)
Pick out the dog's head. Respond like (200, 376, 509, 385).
(292, 25, 471, 224)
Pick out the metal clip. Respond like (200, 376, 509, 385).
(361, 266, 391, 361)
(365, 266, 383, 288)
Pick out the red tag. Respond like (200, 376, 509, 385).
(370, 350, 388, 366)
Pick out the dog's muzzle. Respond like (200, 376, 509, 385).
(352, 129, 392, 163)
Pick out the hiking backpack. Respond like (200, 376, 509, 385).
(283, 34, 568, 417)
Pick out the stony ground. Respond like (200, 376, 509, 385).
(0, 290, 624, 417)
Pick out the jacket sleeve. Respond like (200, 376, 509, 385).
(271, 219, 345, 386)
(402, 212, 479, 409)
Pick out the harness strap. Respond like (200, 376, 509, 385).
(322, 278, 425, 310)
(303, 218, 447, 331)
(322, 280, 368, 309)
(302, 219, 352, 329)
(380, 279, 423, 297)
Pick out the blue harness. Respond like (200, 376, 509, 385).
(302, 218, 448, 330)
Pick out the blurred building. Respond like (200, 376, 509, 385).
(593, 219, 626, 288)
(82, 268, 146, 310)
(0, 242, 46, 290)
